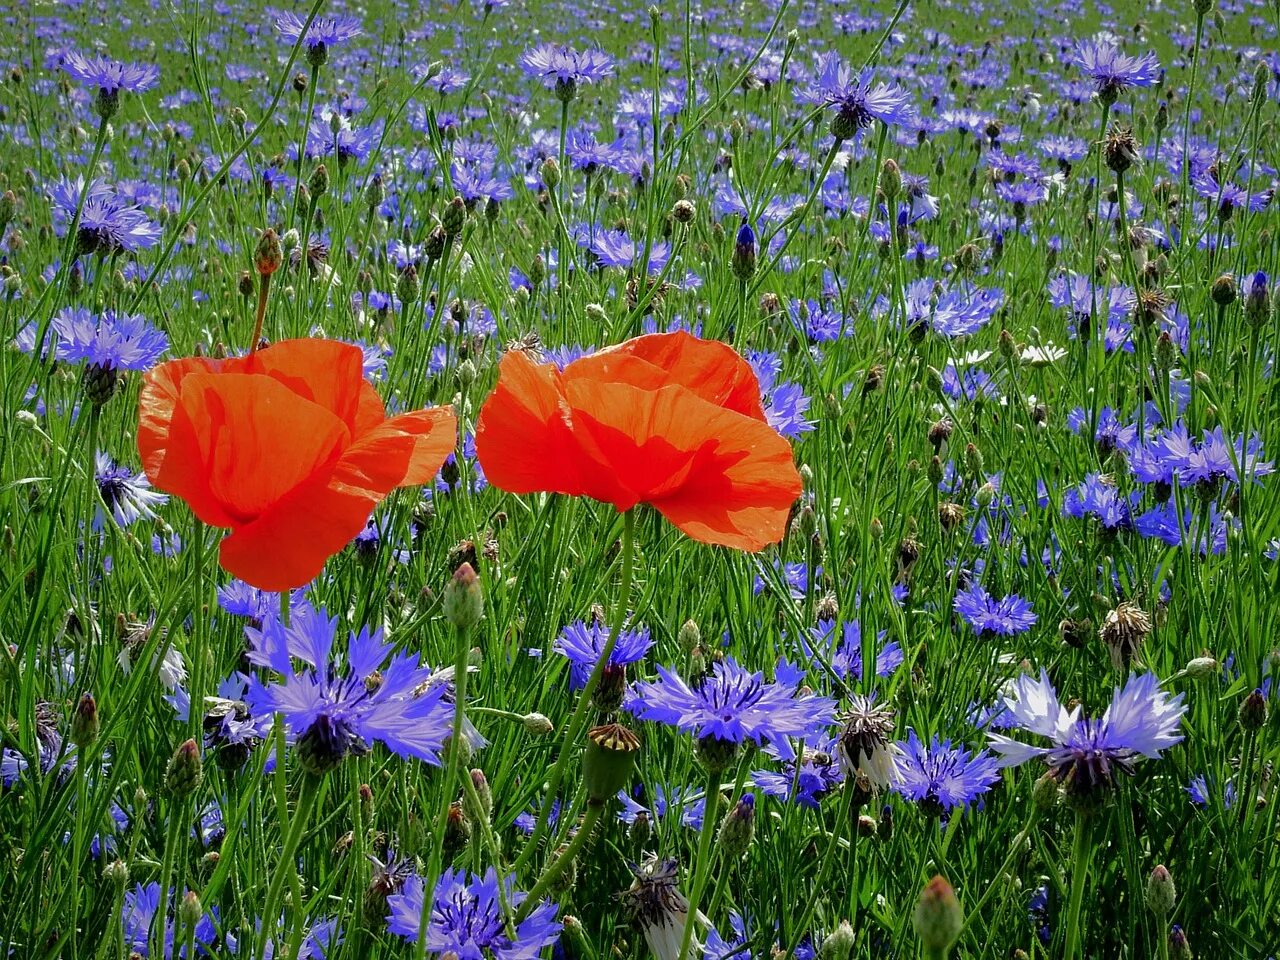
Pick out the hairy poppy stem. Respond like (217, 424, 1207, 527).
(515, 802, 605, 924)
(512, 508, 636, 874)
(250, 272, 271, 354)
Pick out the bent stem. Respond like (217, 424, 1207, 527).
(513, 508, 636, 873)
(1062, 810, 1094, 960)
(516, 802, 606, 923)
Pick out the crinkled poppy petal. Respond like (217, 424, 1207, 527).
(574, 331, 768, 421)
(475, 350, 588, 496)
(241, 338, 367, 433)
(338, 406, 458, 489)
(138, 356, 236, 527)
(216, 466, 380, 591)
(177, 372, 349, 525)
(565, 380, 800, 550)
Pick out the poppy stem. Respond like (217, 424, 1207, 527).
(511, 508, 637, 875)
(250, 271, 271, 354)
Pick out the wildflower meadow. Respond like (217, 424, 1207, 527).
(1, 0, 1279, 957)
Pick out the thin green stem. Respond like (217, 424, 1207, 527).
(1062, 811, 1094, 960)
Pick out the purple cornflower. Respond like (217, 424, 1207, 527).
(276, 12, 362, 65)
(898, 279, 1004, 338)
(627, 658, 835, 758)
(554, 619, 653, 688)
(1187, 774, 1236, 810)
(49, 307, 168, 372)
(617, 785, 706, 830)
(1072, 37, 1160, 103)
(245, 601, 455, 773)
(94, 451, 166, 530)
(519, 44, 614, 99)
(307, 108, 380, 165)
(988, 671, 1186, 803)
(387, 868, 561, 958)
(803, 54, 917, 138)
(893, 730, 1001, 816)
(953, 583, 1037, 636)
(587, 229, 669, 274)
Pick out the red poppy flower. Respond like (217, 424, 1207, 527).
(475, 332, 802, 551)
(138, 339, 456, 590)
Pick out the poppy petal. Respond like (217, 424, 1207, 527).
(475, 350, 587, 497)
(138, 356, 238, 527)
(573, 331, 768, 422)
(338, 406, 458, 489)
(177, 372, 348, 525)
(565, 379, 800, 549)
(242, 339, 369, 434)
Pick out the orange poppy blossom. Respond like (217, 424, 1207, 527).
(138, 338, 457, 590)
(475, 331, 803, 551)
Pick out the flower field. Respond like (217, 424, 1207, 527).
(0, 0, 1278, 957)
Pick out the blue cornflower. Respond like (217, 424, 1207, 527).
(617, 784, 706, 830)
(988, 670, 1186, 801)
(1067, 406, 1139, 456)
(806, 619, 904, 682)
(1187, 774, 1236, 810)
(275, 12, 362, 61)
(49, 178, 163, 255)
(764, 381, 815, 439)
(753, 560, 816, 599)
(752, 735, 844, 809)
(94, 451, 166, 531)
(803, 54, 917, 138)
(1072, 37, 1160, 103)
(1062, 473, 1139, 532)
(627, 657, 835, 756)
(893, 730, 1001, 816)
(554, 619, 653, 688)
(307, 108, 380, 164)
(519, 44, 614, 99)
(46, 307, 168, 372)
(953, 583, 1037, 636)
(387, 868, 561, 958)
(61, 52, 159, 94)
(514, 798, 562, 835)
(246, 602, 455, 773)
(705, 913, 752, 960)
(900, 280, 1004, 338)
(121, 882, 218, 958)
(586, 228, 669, 273)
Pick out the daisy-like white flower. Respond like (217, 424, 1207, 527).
(836, 694, 901, 793)
(988, 670, 1186, 807)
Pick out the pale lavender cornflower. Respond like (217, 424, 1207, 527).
(245, 602, 455, 774)
(275, 12, 362, 65)
(801, 53, 918, 139)
(519, 43, 614, 100)
(1072, 37, 1160, 104)
(60, 52, 158, 119)
(988, 670, 1186, 802)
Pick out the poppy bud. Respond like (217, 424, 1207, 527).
(676, 619, 701, 654)
(254, 228, 283, 277)
(179, 891, 203, 928)
(103, 859, 130, 885)
(732, 220, 756, 282)
(716, 793, 755, 859)
(541, 157, 560, 189)
(821, 920, 856, 960)
(880, 159, 902, 202)
(466, 768, 493, 822)
(165, 739, 203, 799)
(443, 562, 483, 630)
(71, 692, 98, 748)
(1146, 864, 1176, 915)
(583, 722, 640, 804)
(1184, 655, 1217, 680)
(913, 875, 963, 957)
(522, 712, 554, 735)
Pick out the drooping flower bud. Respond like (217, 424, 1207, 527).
(1145, 864, 1176, 916)
(254, 228, 283, 277)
